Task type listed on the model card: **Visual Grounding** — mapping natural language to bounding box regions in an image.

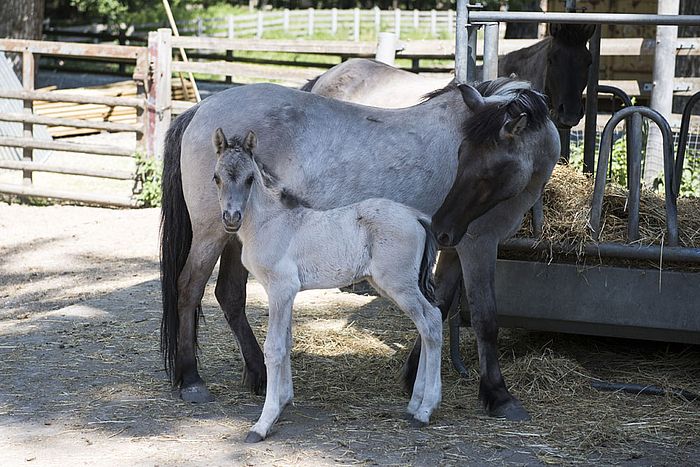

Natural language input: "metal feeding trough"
[447,4,700,375]
[493,98,700,346]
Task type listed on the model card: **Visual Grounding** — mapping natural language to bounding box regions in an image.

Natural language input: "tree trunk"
[0,0,45,40]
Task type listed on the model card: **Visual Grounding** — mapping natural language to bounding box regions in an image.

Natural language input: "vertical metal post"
[483,22,499,81]
[413,9,419,29]
[257,11,264,38]
[374,7,381,35]
[283,9,290,32]
[645,0,680,185]
[22,51,34,188]
[354,8,361,42]
[430,9,437,36]
[226,16,234,85]
[467,26,478,83]
[627,112,643,242]
[455,0,468,84]
[583,24,601,174]
[331,8,338,35]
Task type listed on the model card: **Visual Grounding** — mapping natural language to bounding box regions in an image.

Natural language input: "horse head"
[545,23,595,128]
[432,80,553,248]
[212,128,258,232]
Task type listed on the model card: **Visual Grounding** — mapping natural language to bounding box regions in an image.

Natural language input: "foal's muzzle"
[222,210,242,233]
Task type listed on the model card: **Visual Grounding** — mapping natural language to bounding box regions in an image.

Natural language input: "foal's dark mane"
[422,78,550,147]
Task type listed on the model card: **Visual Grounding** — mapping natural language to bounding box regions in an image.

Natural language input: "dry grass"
[516,164,700,269]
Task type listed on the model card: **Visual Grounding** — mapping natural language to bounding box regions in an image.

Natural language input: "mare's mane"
[422,77,550,147]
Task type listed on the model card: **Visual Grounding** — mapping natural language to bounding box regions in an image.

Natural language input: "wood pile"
[34,79,196,137]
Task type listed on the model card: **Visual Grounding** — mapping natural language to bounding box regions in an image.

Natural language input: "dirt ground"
[1,203,699,466]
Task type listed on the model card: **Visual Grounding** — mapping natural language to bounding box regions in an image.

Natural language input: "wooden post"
[257,11,264,39]
[147,29,172,160]
[645,0,680,185]
[374,7,380,35]
[308,8,315,36]
[430,10,437,36]
[394,9,401,38]
[227,15,235,38]
[21,50,34,187]
[413,9,419,29]
[354,8,361,42]
[376,32,397,66]
[283,9,290,32]
[331,8,338,35]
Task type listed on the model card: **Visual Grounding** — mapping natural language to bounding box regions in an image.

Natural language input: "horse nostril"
[222,211,230,223]
[233,211,241,222]
[437,233,451,245]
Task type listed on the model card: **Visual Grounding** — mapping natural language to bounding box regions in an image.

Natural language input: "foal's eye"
[246,175,254,186]
[213,174,220,185]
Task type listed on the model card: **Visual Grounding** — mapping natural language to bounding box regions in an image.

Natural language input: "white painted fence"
[133,8,456,41]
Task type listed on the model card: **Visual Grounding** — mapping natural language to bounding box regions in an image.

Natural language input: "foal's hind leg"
[402,249,462,393]
[216,238,266,394]
[175,231,228,403]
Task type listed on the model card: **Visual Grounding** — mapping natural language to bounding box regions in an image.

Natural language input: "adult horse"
[302,23,595,129]
[160,78,560,420]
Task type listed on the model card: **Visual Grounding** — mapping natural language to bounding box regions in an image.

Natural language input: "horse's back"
[310,58,451,108]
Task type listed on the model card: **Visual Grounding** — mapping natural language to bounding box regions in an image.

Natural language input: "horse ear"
[458,84,484,111]
[500,112,528,140]
[243,130,257,155]
[509,72,518,79]
[213,128,227,156]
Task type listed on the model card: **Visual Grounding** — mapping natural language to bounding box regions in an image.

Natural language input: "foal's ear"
[213,128,227,156]
[243,130,257,155]
[500,112,528,140]
[458,84,484,111]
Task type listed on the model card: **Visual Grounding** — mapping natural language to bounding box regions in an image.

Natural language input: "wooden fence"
[2,29,700,206]
[45,8,458,44]
[0,39,152,207]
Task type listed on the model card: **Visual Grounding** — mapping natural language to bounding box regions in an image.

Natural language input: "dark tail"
[299,75,320,92]
[417,218,437,303]
[160,105,199,383]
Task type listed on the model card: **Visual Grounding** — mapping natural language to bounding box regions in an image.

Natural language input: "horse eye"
[246,175,254,186]
[213,174,220,184]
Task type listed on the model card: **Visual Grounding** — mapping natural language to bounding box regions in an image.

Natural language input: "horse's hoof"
[409,417,429,429]
[489,399,531,421]
[245,431,265,443]
[242,364,266,395]
[179,382,215,403]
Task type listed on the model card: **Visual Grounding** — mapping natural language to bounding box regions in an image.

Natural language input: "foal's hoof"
[178,382,215,403]
[409,417,429,429]
[490,399,531,421]
[244,431,265,443]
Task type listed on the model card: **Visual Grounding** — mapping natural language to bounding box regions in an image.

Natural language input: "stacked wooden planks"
[34,79,196,137]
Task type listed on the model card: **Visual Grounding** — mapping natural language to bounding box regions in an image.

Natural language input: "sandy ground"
[1,204,699,466]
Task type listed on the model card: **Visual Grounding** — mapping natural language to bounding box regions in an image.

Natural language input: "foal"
[212,128,443,442]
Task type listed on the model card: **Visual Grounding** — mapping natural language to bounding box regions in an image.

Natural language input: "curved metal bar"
[674,91,700,195]
[589,106,678,247]
[597,85,643,241]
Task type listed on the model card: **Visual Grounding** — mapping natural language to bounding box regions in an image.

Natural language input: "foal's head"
[212,128,259,233]
[432,79,552,247]
[545,23,595,128]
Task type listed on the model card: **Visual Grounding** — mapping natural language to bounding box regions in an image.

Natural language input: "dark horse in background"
[303,23,595,130]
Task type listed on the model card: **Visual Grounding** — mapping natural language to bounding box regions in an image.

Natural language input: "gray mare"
[160,79,559,421]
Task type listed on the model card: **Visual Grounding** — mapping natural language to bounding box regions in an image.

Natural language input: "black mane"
[464,79,550,148]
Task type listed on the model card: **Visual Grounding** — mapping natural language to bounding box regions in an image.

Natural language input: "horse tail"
[417,217,437,303]
[160,104,199,382]
[299,75,320,92]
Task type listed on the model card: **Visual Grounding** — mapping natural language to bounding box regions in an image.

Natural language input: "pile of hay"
[516,164,700,265]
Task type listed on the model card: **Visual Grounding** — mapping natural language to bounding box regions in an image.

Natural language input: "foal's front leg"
[246,279,298,443]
